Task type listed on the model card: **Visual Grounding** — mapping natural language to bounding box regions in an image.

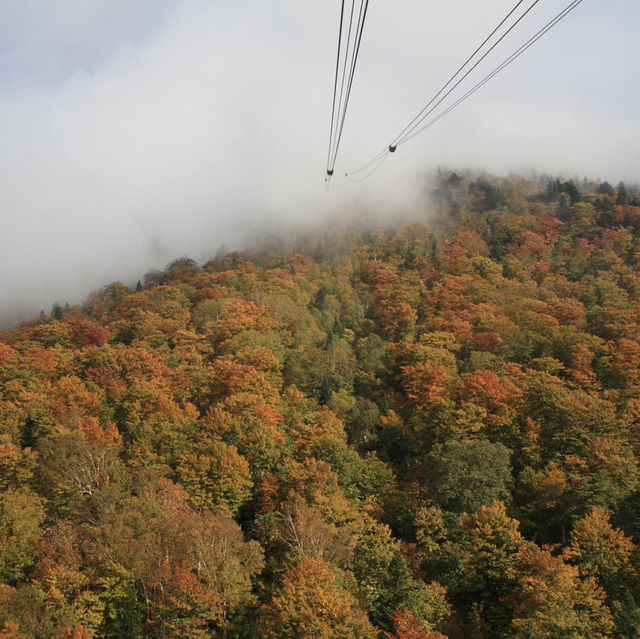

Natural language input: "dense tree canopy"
[1,172,640,637]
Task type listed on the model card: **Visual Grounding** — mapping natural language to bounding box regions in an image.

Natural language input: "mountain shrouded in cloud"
[1,0,639,325]
[1,173,640,636]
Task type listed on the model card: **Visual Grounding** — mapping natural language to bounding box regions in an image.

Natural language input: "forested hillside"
[1,173,640,638]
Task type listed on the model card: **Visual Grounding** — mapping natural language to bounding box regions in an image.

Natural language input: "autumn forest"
[2,172,640,638]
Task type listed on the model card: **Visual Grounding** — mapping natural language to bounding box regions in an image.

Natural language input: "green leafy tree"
[428,440,512,514]
[457,502,526,632]
[0,490,46,584]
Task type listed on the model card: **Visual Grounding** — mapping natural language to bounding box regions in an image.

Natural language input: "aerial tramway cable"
[329,0,371,176]
[346,0,537,176]
[391,0,541,148]
[326,0,370,180]
[390,0,531,151]
[326,0,346,178]
[330,0,359,175]
[333,0,370,165]
[347,0,543,177]
[347,0,583,176]
[398,0,586,146]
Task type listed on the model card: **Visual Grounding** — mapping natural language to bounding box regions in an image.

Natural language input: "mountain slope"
[1,173,639,638]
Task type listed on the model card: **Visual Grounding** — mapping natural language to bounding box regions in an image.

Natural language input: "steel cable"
[347,0,544,176]
[326,0,371,178]
[399,0,585,146]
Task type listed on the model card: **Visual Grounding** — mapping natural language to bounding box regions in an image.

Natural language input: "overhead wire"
[346,152,390,181]
[399,0,586,146]
[347,0,544,177]
[326,0,371,179]
[393,0,543,146]
[331,0,370,169]
[326,0,346,177]
[390,0,530,150]
[345,146,388,177]
[331,0,358,173]
[348,0,586,178]
[344,0,529,178]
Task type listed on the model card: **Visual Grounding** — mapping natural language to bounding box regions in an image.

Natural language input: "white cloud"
[0,0,639,325]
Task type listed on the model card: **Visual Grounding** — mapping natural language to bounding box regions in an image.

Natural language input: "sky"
[1,0,639,326]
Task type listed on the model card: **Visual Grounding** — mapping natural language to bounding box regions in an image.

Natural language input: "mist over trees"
[1,172,640,637]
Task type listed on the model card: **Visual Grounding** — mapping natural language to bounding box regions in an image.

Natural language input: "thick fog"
[1,0,639,327]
